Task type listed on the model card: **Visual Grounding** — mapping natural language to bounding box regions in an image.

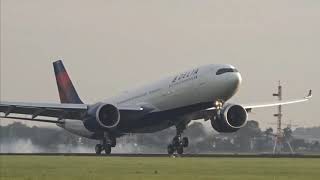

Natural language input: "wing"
[192,90,312,121]
[243,90,312,112]
[0,101,88,123]
[205,90,312,112]
[0,101,145,124]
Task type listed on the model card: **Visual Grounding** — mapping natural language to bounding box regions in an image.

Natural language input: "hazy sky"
[1,0,319,129]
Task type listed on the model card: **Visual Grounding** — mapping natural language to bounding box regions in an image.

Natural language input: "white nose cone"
[236,72,242,87]
[228,72,242,97]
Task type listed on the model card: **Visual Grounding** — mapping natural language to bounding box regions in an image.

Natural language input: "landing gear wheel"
[182,137,189,148]
[111,137,117,147]
[172,136,180,147]
[167,144,175,155]
[95,144,103,155]
[104,145,112,155]
[177,146,184,155]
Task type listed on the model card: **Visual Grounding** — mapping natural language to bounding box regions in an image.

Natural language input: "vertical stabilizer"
[53,60,83,104]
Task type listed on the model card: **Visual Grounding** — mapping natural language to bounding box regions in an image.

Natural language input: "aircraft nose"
[236,72,242,86]
[231,72,242,90]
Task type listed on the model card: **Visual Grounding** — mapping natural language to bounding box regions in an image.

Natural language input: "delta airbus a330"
[0,60,312,155]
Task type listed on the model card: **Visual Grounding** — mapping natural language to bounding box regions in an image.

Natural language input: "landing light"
[215,101,223,107]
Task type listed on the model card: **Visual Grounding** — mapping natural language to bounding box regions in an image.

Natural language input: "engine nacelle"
[86,103,120,130]
[96,104,120,129]
[211,104,248,133]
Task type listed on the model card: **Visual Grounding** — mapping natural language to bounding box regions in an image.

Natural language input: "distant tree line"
[0,121,319,153]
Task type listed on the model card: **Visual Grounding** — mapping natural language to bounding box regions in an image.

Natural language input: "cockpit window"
[216,68,238,75]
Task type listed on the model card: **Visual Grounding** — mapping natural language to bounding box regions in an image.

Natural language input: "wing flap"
[0,116,64,124]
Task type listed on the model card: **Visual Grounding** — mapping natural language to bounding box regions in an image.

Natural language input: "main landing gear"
[95,133,116,155]
[167,123,189,156]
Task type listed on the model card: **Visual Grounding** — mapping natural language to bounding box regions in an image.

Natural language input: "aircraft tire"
[182,137,189,148]
[177,146,184,155]
[111,138,117,147]
[167,144,175,155]
[104,145,112,155]
[95,144,103,155]
[172,136,180,147]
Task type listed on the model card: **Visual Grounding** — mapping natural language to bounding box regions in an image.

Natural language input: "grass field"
[0,156,319,180]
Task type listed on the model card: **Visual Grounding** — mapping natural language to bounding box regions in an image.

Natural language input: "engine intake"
[211,104,248,133]
[96,104,120,129]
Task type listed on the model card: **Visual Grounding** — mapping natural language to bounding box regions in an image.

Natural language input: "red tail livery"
[53,60,83,104]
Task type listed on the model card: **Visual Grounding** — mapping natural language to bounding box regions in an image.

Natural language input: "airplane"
[0,60,312,155]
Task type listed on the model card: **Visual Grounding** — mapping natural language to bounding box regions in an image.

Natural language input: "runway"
[1,153,320,158]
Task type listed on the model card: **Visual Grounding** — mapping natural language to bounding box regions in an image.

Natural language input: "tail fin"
[53,60,83,104]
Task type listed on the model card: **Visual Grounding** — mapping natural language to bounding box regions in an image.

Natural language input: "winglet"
[306,90,312,99]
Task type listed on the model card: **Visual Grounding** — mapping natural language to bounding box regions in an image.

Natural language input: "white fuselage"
[60,64,242,137]
[109,64,241,111]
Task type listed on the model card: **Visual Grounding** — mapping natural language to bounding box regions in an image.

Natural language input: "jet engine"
[85,103,120,130]
[211,104,248,133]
[96,104,120,129]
